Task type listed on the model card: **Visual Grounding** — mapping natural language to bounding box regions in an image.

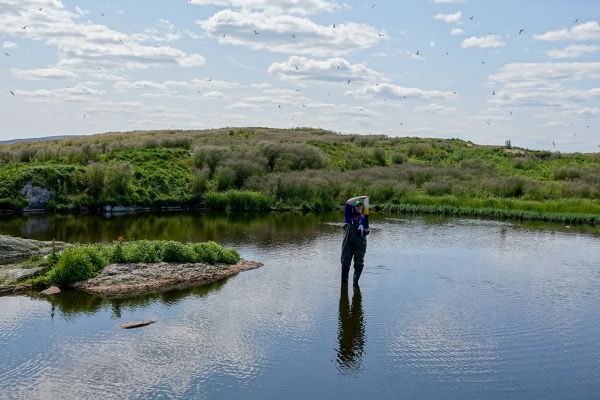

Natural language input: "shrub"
[406,143,434,159]
[105,162,132,197]
[423,180,453,196]
[554,167,583,180]
[47,247,107,286]
[215,166,237,191]
[392,152,406,165]
[372,148,387,166]
[193,146,229,177]
[160,241,197,262]
[86,162,105,198]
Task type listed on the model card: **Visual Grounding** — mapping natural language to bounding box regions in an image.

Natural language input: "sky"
[0,0,599,151]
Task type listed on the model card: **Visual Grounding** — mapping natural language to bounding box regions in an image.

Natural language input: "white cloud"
[203,90,227,98]
[14,84,104,103]
[346,82,455,101]
[490,62,600,83]
[415,103,456,113]
[197,9,384,56]
[2,41,18,49]
[0,0,205,71]
[450,28,464,36]
[487,62,600,118]
[547,44,600,59]
[461,35,505,49]
[268,56,384,83]
[114,80,169,91]
[131,19,182,43]
[534,21,600,42]
[189,0,341,15]
[433,11,462,24]
[11,67,78,80]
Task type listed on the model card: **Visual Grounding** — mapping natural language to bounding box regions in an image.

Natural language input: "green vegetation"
[33,240,240,287]
[1,127,599,223]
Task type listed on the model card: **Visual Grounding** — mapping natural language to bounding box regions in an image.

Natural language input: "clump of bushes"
[41,240,241,287]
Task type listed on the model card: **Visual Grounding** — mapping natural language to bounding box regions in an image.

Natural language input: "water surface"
[1,212,599,399]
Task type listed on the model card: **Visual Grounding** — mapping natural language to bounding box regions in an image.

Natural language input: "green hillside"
[1,127,599,223]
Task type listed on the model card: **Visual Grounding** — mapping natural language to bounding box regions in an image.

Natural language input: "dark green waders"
[341,223,367,287]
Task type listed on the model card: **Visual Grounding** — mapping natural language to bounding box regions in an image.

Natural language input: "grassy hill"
[1,127,599,223]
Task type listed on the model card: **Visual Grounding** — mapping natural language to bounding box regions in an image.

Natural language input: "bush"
[160,241,197,262]
[372,148,387,166]
[193,146,229,177]
[392,152,406,165]
[423,180,453,196]
[555,167,583,180]
[47,247,107,286]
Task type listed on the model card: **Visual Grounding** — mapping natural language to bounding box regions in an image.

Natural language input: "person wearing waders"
[341,196,369,288]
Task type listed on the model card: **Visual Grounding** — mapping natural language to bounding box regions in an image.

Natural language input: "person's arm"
[344,201,352,224]
[345,195,368,206]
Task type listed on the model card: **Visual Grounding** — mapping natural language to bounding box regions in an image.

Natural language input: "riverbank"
[1,127,598,223]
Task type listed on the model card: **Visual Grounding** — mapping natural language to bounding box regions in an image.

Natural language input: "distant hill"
[0,135,79,145]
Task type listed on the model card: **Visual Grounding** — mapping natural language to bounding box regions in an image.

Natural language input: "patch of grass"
[40,240,241,287]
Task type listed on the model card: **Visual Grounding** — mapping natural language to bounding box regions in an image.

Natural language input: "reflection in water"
[44,279,229,319]
[337,285,365,373]
[0,211,342,246]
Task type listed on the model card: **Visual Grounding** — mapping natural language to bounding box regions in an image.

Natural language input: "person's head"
[351,200,363,215]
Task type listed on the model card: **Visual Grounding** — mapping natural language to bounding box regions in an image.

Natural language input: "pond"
[1,211,599,399]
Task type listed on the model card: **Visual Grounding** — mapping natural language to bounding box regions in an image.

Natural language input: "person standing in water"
[341,196,369,288]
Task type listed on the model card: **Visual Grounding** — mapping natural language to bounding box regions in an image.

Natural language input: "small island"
[0,235,261,298]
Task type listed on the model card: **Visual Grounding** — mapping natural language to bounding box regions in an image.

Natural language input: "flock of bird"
[3,4,597,149]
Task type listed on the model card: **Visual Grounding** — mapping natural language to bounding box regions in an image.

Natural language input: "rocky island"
[0,235,261,298]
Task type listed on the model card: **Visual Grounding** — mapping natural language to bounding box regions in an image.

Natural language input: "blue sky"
[1,0,599,151]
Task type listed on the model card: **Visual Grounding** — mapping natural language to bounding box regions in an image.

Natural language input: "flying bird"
[291,34,296,38]
[469,15,474,20]
[294,64,299,70]
[492,91,496,95]
[347,79,351,84]
[378,32,384,37]
[10,90,15,96]
[371,4,376,9]
[519,29,525,35]
[21,26,28,30]
[574,18,580,23]
[416,50,420,56]
[332,24,336,28]
[221,33,226,37]
[38,7,43,11]
[253,29,260,35]
[553,141,556,147]
[3,52,9,56]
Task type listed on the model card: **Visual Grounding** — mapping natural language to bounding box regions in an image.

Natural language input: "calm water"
[1,211,600,399]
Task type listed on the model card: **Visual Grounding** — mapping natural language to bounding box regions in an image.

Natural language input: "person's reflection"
[337,285,365,372]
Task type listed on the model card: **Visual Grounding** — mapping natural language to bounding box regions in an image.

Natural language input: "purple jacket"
[344,201,369,234]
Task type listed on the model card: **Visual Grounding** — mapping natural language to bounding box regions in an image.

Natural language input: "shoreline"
[1,203,599,225]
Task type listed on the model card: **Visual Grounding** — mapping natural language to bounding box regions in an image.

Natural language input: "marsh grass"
[1,127,599,223]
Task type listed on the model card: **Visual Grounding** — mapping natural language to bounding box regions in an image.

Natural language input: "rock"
[0,267,45,284]
[0,235,69,264]
[75,259,263,298]
[20,181,55,212]
[120,320,156,329]
[40,286,61,295]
